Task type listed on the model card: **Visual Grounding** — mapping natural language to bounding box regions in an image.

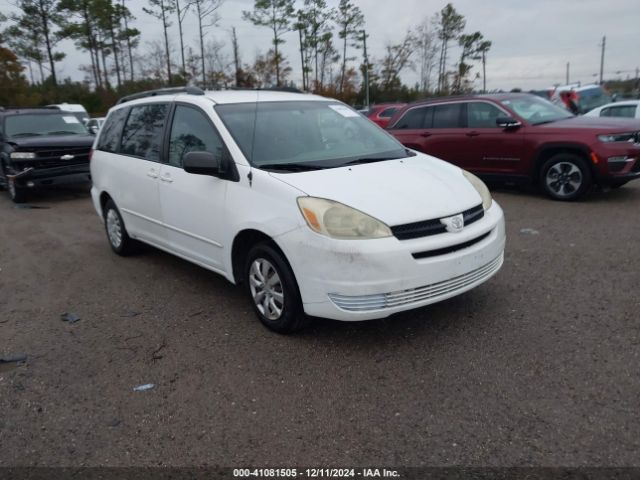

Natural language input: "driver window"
[168,105,224,168]
[467,102,503,128]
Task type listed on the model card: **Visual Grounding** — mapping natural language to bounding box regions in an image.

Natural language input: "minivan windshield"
[4,113,88,138]
[215,101,408,171]
[500,96,574,125]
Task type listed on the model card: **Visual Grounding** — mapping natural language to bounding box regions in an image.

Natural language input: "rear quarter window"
[97,108,129,153]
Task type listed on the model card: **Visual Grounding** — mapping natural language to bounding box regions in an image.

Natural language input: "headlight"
[10,152,36,159]
[462,170,492,210]
[597,132,638,143]
[297,197,392,239]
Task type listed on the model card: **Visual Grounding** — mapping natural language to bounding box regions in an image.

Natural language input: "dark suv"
[0,107,95,203]
[387,93,640,200]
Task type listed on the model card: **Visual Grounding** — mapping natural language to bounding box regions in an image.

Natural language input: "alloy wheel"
[545,162,582,198]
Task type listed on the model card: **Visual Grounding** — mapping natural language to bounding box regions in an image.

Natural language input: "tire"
[1,163,27,203]
[540,154,592,201]
[7,178,27,204]
[244,242,310,334]
[103,199,137,256]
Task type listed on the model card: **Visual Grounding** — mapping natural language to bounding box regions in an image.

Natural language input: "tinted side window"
[168,105,225,168]
[394,107,427,129]
[432,103,463,128]
[601,105,636,118]
[467,102,503,128]
[379,107,399,118]
[120,104,169,161]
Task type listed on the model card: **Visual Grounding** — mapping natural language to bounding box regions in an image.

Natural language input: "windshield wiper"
[259,163,328,172]
[10,132,43,137]
[47,130,80,135]
[342,155,405,166]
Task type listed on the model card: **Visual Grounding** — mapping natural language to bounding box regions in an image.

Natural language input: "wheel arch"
[531,143,599,184]
[231,228,290,285]
[99,191,114,218]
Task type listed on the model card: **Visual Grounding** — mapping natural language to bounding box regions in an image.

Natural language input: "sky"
[1,0,639,91]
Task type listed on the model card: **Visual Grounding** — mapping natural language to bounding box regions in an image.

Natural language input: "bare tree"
[414,17,438,94]
[174,0,190,76]
[190,0,223,87]
[143,0,175,84]
[378,32,415,91]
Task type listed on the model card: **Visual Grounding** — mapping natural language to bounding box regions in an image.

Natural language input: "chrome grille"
[328,253,503,312]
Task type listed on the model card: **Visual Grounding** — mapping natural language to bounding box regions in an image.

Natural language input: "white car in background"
[585,100,640,119]
[86,117,106,134]
[47,103,90,124]
[90,87,506,333]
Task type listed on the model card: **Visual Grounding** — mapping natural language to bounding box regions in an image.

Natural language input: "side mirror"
[183,151,223,177]
[89,125,99,134]
[496,116,522,129]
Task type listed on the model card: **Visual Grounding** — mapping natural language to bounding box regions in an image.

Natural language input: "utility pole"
[482,51,487,93]
[361,29,370,109]
[599,35,606,85]
[566,62,570,84]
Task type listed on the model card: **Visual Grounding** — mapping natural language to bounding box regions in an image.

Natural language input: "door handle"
[466,131,480,137]
[147,169,158,178]
[160,174,173,183]
[420,132,432,138]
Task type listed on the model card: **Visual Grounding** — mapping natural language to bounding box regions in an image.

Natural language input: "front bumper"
[594,144,640,185]
[277,201,506,321]
[13,163,91,187]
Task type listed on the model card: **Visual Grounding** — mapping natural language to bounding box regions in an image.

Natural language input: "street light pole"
[599,35,606,85]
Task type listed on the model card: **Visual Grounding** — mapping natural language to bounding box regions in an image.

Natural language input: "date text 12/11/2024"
[233,468,401,478]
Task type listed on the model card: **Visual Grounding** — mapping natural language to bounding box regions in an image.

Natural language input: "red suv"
[387,94,640,200]
[365,103,406,128]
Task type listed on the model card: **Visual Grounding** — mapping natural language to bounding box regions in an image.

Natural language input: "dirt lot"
[1,182,639,469]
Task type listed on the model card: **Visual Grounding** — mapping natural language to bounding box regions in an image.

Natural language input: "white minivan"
[91,87,506,333]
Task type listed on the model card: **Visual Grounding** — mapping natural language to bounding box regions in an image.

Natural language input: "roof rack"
[0,106,60,112]
[116,86,205,105]
[225,86,304,94]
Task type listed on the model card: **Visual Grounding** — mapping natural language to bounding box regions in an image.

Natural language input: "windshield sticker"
[62,116,80,124]
[329,105,360,118]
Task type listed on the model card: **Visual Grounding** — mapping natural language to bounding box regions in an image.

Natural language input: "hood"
[535,116,640,132]
[270,153,483,226]
[8,135,95,149]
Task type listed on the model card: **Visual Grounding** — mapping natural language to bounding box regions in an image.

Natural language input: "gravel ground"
[1,182,639,469]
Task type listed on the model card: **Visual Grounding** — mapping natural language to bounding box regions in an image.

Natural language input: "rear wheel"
[540,154,591,201]
[244,242,309,334]
[103,199,137,255]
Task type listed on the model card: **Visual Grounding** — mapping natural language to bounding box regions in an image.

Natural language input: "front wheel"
[540,154,592,201]
[244,242,309,334]
[1,164,27,203]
